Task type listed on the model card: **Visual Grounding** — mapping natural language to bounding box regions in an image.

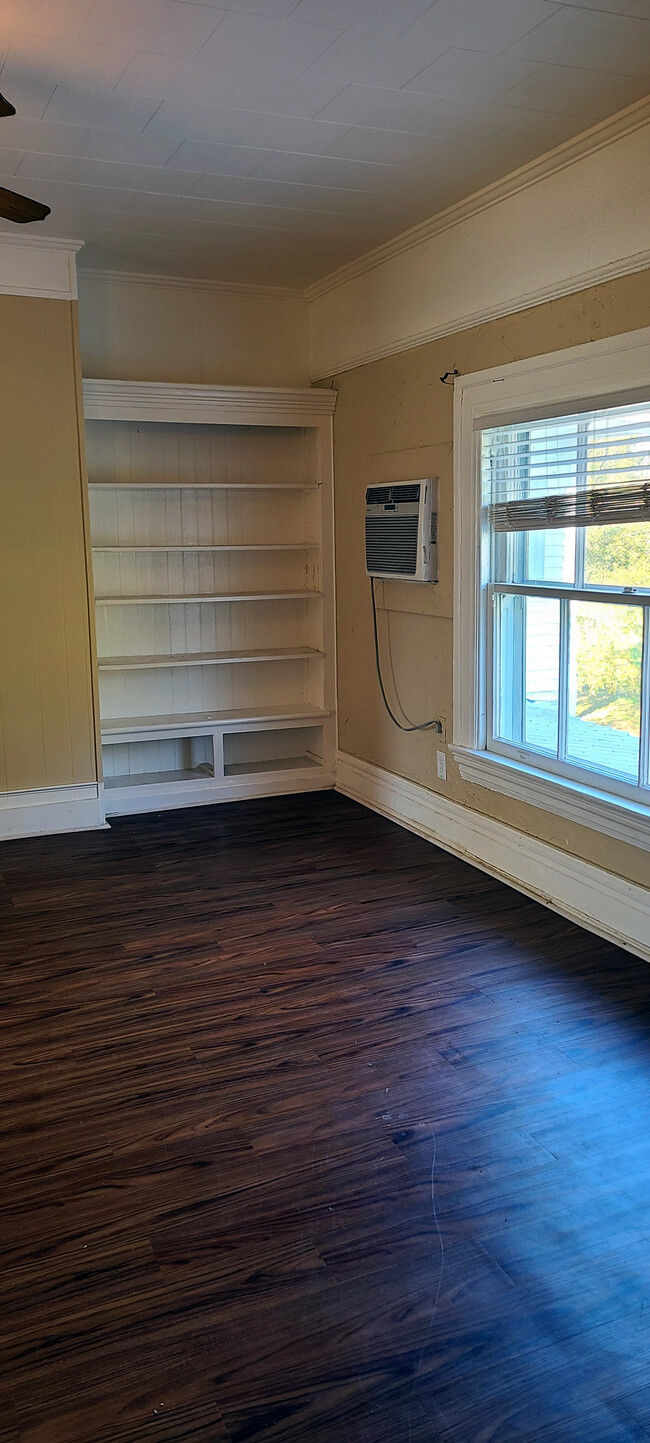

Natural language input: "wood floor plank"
[1,791,650,1440]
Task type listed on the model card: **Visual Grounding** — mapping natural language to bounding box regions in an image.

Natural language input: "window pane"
[567,602,642,781]
[584,522,650,590]
[525,527,576,585]
[494,593,559,754]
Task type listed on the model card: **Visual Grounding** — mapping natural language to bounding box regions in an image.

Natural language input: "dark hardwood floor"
[2,791,650,1441]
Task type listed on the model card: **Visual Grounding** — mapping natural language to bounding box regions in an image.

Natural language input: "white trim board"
[0,783,106,841]
[309,249,650,379]
[451,746,650,856]
[104,768,335,816]
[0,234,83,300]
[83,378,336,425]
[336,752,650,966]
[307,105,650,380]
[307,97,650,305]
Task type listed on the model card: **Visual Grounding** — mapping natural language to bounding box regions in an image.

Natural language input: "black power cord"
[370,577,442,733]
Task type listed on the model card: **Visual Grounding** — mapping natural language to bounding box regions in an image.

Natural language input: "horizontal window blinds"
[483,399,650,533]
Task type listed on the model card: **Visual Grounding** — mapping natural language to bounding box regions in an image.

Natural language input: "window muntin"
[482,401,650,801]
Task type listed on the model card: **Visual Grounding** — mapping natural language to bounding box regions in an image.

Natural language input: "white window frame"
[451,325,650,854]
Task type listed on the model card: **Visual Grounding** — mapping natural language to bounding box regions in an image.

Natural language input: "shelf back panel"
[92,548,320,601]
[85,419,312,489]
[89,485,319,549]
[95,597,321,661]
[98,656,322,723]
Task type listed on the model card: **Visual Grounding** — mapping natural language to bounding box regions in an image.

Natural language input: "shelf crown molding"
[0,233,83,300]
[82,378,336,426]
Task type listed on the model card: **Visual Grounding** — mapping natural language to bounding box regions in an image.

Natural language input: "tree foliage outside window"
[576,442,650,732]
[573,597,643,734]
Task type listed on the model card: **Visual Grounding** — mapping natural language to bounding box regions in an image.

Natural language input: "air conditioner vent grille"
[365,516,419,575]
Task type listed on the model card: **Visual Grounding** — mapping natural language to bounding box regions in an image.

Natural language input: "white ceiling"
[0,0,648,288]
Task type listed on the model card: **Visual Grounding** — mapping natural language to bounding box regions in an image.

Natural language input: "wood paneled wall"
[0,294,98,793]
[327,267,650,890]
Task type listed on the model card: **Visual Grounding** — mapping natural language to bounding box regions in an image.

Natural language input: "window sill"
[449,745,650,855]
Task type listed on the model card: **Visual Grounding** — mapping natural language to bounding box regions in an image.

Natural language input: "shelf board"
[98,647,323,671]
[92,543,319,552]
[224,755,322,778]
[88,481,318,490]
[101,704,329,738]
[95,590,321,605]
[105,767,214,790]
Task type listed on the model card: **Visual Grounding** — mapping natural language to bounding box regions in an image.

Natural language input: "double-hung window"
[453,329,650,849]
[485,400,650,798]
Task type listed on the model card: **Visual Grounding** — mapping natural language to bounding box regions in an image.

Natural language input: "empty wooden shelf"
[97,647,324,671]
[95,590,322,604]
[92,543,320,552]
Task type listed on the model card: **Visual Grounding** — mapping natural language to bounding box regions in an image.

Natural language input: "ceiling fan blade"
[0,96,51,223]
[0,187,50,223]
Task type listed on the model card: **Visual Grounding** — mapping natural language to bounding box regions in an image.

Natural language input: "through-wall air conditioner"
[365,478,438,583]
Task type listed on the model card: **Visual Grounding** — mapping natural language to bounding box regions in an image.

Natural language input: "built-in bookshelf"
[83,381,337,817]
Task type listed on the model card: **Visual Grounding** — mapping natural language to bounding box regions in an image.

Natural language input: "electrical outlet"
[436,750,447,781]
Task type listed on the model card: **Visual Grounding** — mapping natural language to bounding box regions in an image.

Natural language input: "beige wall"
[0,293,97,793]
[328,266,650,889]
[78,272,310,386]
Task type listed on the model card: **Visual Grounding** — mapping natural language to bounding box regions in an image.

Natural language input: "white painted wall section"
[78,270,311,386]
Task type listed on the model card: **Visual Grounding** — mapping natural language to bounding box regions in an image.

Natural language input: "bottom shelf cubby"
[100,715,334,816]
[102,734,215,791]
[223,725,324,778]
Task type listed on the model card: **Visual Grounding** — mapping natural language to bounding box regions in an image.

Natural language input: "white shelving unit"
[83,381,337,817]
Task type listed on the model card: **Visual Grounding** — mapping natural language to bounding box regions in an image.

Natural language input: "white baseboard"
[104,769,335,817]
[336,752,650,965]
[0,783,107,840]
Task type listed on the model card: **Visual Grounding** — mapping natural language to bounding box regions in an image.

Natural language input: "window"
[484,401,650,801]
[452,328,650,851]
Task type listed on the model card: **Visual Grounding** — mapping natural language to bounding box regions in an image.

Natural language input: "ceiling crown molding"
[79,266,305,302]
[305,95,650,304]
[0,233,83,300]
[308,247,650,379]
